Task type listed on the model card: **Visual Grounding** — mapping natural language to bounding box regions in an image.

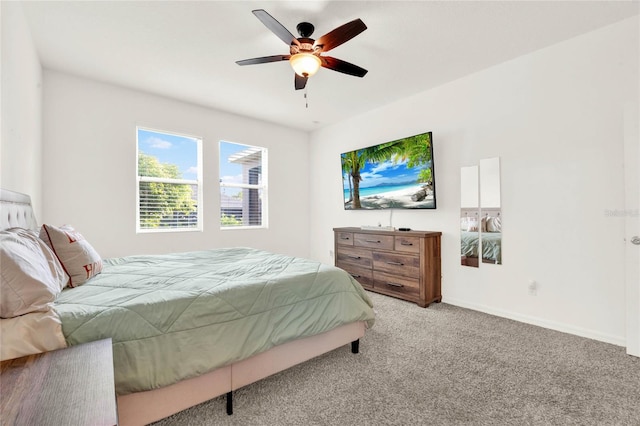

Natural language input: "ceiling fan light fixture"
[290,53,321,77]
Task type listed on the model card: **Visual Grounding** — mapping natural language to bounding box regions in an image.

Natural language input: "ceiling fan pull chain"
[305,87,309,109]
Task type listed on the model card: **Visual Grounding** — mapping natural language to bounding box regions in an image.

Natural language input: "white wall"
[42,71,310,259]
[1,2,43,218]
[309,17,639,346]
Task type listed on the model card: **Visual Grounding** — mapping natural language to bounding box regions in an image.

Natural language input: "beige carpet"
[153,291,640,425]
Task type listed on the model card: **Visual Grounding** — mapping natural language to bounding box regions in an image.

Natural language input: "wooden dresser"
[0,338,118,426]
[334,227,442,307]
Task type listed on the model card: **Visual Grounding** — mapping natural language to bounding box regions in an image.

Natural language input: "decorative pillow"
[466,216,478,232]
[487,216,502,232]
[39,224,103,287]
[460,217,468,231]
[0,228,68,318]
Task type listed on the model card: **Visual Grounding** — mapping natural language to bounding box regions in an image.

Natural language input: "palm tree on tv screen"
[343,133,432,209]
[395,133,433,184]
[341,154,355,203]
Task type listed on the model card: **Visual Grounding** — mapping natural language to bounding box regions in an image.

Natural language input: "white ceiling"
[21,1,639,132]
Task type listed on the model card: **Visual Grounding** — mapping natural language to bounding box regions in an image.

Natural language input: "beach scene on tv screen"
[341,132,435,209]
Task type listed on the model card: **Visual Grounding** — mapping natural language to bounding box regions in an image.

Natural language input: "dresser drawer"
[373,271,419,298]
[373,251,420,277]
[336,246,373,268]
[354,233,394,250]
[336,232,354,246]
[337,262,373,289]
[395,236,420,253]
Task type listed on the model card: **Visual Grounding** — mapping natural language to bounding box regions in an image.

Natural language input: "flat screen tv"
[341,131,435,210]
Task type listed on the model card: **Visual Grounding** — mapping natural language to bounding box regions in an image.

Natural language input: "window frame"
[219,140,268,230]
[136,126,203,233]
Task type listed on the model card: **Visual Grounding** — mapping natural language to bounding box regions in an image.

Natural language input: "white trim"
[136,125,203,143]
[220,183,262,189]
[444,297,626,347]
[623,101,639,357]
[136,227,202,234]
[138,176,197,185]
[220,225,268,231]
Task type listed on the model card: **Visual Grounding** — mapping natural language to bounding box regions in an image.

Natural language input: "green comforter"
[54,247,375,395]
[461,231,502,263]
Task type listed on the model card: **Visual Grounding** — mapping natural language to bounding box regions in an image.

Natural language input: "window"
[136,127,202,232]
[219,141,268,228]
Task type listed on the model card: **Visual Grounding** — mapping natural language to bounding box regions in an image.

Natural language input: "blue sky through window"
[137,128,199,180]
[220,141,244,186]
[220,141,258,198]
[137,130,260,194]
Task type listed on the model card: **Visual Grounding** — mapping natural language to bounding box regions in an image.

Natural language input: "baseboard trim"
[443,297,626,347]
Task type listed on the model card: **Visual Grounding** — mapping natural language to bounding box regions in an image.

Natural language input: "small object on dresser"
[360,225,395,231]
[398,228,411,231]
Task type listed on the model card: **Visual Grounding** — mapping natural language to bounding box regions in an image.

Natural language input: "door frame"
[624,102,639,357]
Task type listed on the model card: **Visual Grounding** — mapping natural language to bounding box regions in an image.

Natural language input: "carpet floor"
[153,291,639,425]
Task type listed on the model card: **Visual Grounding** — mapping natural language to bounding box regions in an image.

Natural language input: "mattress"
[53,247,375,395]
[461,231,502,263]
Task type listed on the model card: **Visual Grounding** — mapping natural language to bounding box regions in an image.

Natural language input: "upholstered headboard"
[0,188,38,231]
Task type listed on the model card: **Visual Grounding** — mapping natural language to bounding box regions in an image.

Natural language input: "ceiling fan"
[236,9,368,90]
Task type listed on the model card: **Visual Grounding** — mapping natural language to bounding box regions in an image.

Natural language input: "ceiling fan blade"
[236,55,290,66]
[252,9,300,47]
[294,73,308,90]
[321,56,368,77]
[314,19,367,52]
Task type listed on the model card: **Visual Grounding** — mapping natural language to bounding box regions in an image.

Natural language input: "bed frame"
[0,188,366,425]
[118,323,363,424]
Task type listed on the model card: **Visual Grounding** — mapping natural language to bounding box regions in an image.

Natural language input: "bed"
[0,188,375,425]
[460,231,502,265]
[479,232,502,264]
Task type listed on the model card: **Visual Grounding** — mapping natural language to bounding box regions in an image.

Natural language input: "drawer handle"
[340,237,350,240]
[365,239,381,243]
[351,274,361,278]
[386,261,404,266]
[400,242,413,246]
[348,255,361,260]
[386,282,404,288]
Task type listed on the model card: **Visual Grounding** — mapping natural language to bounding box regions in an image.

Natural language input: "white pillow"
[0,228,68,318]
[1,310,67,361]
[39,224,103,287]
[487,216,502,232]
[466,216,478,232]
